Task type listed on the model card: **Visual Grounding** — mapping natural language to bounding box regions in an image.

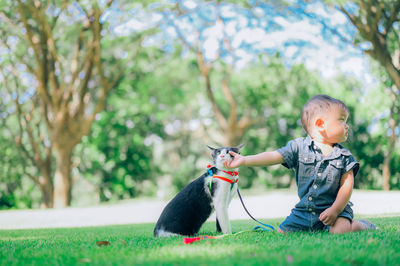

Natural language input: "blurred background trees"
[319,0,400,190]
[0,0,398,209]
[337,0,400,191]
[0,0,127,208]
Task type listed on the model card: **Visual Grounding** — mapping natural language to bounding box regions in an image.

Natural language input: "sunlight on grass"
[0,217,399,265]
[0,236,46,241]
[154,240,257,260]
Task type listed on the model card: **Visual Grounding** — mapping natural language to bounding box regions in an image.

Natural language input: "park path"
[0,190,399,230]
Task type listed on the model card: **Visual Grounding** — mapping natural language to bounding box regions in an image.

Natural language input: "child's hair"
[301,94,349,134]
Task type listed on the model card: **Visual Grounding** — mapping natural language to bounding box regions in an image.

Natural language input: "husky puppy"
[154,144,244,237]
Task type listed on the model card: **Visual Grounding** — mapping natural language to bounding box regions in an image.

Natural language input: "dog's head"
[207,144,244,170]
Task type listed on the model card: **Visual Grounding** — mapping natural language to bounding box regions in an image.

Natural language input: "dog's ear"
[207,145,216,153]
[235,144,245,151]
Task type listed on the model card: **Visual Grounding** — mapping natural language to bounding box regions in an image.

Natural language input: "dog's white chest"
[206,171,239,234]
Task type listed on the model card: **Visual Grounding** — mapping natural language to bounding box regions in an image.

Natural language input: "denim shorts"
[279,206,353,232]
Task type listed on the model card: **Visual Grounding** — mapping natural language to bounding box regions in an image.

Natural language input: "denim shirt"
[277,135,359,212]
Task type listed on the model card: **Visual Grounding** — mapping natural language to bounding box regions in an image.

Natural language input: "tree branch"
[385,1,400,34]
[197,52,228,130]
[0,67,44,174]
[16,0,53,109]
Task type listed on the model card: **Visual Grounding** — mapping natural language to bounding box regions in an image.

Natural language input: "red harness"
[221,170,239,177]
[212,175,238,184]
[207,165,238,184]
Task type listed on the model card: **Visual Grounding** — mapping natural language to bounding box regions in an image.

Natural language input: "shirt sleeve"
[343,155,359,178]
[276,139,299,169]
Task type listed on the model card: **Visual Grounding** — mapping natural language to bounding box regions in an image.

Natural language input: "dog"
[153,145,244,237]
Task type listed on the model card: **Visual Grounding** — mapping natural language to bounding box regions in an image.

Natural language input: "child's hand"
[319,207,339,226]
[224,151,246,169]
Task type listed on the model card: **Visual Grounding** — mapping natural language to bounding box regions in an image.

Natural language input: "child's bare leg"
[277,227,285,234]
[350,220,367,232]
[329,217,352,234]
[330,218,376,234]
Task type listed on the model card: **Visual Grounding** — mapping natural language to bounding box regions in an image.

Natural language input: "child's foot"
[359,219,379,230]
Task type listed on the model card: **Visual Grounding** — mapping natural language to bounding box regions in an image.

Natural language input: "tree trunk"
[197,53,257,147]
[382,152,392,191]
[38,167,54,208]
[53,148,73,208]
[224,129,240,147]
[382,88,399,190]
[382,116,396,191]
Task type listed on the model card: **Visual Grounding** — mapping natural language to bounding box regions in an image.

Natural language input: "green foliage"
[0,217,398,265]
[0,104,41,209]
[1,0,400,209]
[2,43,399,208]
[76,48,168,201]
[0,131,37,209]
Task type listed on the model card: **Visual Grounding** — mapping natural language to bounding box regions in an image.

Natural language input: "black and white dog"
[154,145,244,237]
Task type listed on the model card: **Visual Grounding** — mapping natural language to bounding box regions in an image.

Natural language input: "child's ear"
[315,118,324,129]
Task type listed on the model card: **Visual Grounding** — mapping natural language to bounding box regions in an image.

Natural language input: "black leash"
[237,189,275,231]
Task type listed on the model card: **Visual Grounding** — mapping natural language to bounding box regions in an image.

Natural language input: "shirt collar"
[305,135,351,158]
[305,135,313,146]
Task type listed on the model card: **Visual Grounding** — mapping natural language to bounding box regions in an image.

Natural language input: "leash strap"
[207,165,274,231]
[237,188,275,231]
[183,229,263,244]
[208,169,214,192]
[183,188,275,244]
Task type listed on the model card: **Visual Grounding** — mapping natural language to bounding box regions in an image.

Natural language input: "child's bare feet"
[359,219,379,230]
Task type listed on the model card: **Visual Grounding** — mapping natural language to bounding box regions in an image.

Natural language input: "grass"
[0,217,399,265]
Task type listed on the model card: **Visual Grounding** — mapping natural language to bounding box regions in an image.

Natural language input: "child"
[225,94,377,233]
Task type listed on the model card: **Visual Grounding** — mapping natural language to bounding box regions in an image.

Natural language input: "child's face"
[322,107,349,144]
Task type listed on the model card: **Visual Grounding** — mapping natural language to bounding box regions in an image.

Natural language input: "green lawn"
[0,217,399,265]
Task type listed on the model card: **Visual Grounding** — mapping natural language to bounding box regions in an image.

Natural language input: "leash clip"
[207,165,213,176]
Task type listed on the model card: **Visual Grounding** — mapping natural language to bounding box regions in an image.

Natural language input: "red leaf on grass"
[96,241,110,246]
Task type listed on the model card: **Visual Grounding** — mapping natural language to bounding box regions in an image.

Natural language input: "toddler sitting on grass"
[225,95,377,233]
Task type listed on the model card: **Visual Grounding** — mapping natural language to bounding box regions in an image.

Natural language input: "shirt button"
[317,173,322,177]
[313,185,317,189]
[308,197,312,201]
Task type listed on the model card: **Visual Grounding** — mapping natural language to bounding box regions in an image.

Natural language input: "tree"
[77,47,169,202]
[159,1,295,146]
[333,0,400,190]
[0,116,39,209]
[303,0,399,190]
[0,0,124,207]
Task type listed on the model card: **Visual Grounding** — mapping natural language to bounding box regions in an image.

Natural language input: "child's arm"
[224,151,284,168]
[319,169,354,226]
